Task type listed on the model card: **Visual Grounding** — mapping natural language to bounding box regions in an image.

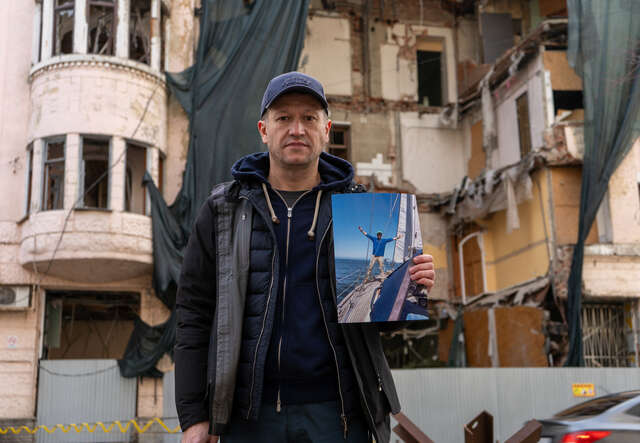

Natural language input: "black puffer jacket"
[175,152,401,442]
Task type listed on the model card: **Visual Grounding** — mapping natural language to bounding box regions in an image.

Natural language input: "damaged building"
[0,0,639,440]
[426,14,640,370]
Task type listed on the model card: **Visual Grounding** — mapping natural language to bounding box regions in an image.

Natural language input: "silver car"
[539,390,640,442]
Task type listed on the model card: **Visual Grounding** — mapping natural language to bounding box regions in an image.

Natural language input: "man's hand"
[394,233,403,240]
[182,422,218,443]
[358,226,366,234]
[409,254,435,290]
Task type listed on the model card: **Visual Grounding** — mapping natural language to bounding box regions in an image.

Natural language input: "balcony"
[28,55,167,152]
[19,210,152,283]
[20,131,162,284]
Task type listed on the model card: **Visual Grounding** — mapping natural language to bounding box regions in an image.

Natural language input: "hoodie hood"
[231,151,354,191]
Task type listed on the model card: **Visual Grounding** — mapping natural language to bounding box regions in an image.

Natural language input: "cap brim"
[262,86,328,116]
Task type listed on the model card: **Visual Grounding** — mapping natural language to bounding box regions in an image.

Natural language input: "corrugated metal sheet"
[162,370,182,443]
[391,368,640,443]
[36,359,137,443]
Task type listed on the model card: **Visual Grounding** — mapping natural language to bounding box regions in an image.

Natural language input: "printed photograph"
[332,193,429,324]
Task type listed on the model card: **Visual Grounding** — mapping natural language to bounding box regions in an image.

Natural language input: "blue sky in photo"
[332,193,401,260]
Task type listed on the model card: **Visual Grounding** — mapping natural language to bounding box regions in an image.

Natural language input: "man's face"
[258,92,331,169]
[377,233,382,239]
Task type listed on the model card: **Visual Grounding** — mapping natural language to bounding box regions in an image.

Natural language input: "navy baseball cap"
[260,72,328,117]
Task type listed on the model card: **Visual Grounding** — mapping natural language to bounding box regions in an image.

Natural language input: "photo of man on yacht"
[332,192,430,324]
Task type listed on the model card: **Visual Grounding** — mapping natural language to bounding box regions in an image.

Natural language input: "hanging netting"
[564,0,640,366]
[118,0,310,377]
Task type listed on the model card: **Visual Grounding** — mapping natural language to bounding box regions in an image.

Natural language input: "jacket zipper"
[317,220,349,438]
[327,225,377,435]
[244,195,277,420]
[272,189,311,413]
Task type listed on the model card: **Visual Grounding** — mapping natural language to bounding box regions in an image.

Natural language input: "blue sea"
[335,257,399,303]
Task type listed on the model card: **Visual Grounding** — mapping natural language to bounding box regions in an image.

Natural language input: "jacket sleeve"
[175,199,217,431]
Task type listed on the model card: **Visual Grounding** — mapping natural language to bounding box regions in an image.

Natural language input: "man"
[358,227,401,281]
[176,72,435,443]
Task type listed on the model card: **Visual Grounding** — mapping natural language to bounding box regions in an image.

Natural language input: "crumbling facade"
[1,0,639,439]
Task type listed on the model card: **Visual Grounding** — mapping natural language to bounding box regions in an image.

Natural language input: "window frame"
[416,37,447,108]
[328,124,351,162]
[52,0,75,56]
[124,141,148,215]
[42,137,66,211]
[79,135,112,210]
[516,91,532,158]
[129,0,152,65]
[24,143,34,217]
[87,0,117,56]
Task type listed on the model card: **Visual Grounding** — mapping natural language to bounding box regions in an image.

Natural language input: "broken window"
[53,0,74,56]
[42,139,65,211]
[129,0,151,64]
[553,90,584,114]
[516,92,532,158]
[125,143,147,214]
[81,138,110,209]
[582,302,628,367]
[88,0,116,56]
[36,3,43,62]
[25,144,33,216]
[328,125,350,161]
[43,291,139,359]
[417,40,444,107]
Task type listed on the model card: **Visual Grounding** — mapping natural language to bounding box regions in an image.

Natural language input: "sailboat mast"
[393,194,407,263]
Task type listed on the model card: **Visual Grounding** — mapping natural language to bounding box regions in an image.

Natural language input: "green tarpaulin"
[565,0,640,366]
[118,0,310,377]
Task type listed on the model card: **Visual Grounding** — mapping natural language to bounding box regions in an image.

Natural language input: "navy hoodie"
[231,152,359,410]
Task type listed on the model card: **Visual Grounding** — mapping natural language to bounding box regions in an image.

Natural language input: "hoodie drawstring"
[261,183,322,240]
[261,183,280,224]
[307,190,323,240]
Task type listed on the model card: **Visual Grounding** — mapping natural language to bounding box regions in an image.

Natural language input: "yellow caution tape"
[0,417,181,435]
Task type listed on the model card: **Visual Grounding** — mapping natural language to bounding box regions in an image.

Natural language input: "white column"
[65,133,81,210]
[146,147,159,215]
[31,139,45,213]
[32,2,43,64]
[150,0,161,71]
[163,16,170,71]
[111,137,127,211]
[41,0,53,59]
[73,0,88,54]
[116,0,130,58]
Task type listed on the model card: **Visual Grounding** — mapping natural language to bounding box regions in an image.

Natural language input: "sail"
[393,194,407,263]
[393,194,422,263]
[410,194,423,255]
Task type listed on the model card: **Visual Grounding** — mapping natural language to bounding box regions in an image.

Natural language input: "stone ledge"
[30,54,166,85]
[584,243,640,257]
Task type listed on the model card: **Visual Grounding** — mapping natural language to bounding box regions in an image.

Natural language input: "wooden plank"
[464,411,493,443]
[505,420,542,443]
[393,412,434,443]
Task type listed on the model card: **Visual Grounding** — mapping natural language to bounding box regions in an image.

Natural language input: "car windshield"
[555,392,640,418]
